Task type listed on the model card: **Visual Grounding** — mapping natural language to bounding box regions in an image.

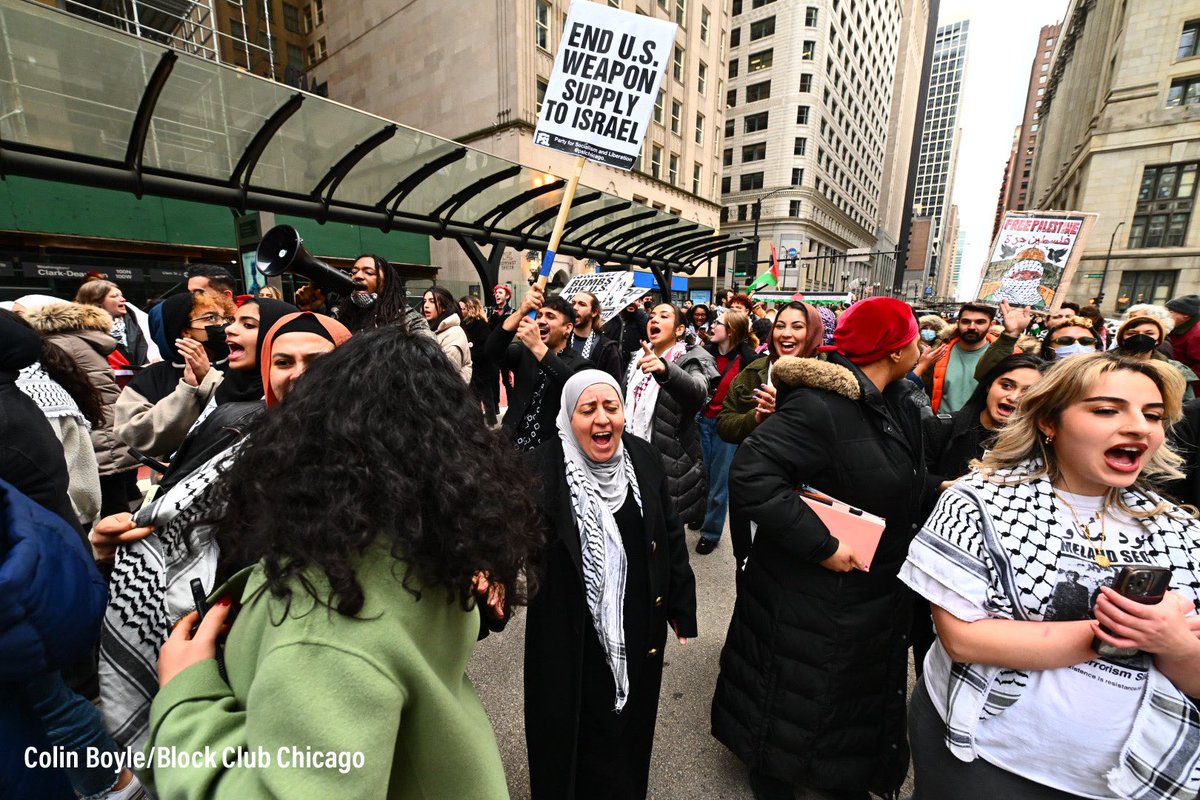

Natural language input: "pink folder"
[798,487,886,571]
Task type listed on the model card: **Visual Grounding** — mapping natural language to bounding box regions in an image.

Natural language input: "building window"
[738,204,748,221]
[748,48,773,72]
[729,59,739,78]
[609,0,620,6]
[654,91,664,123]
[742,142,766,162]
[730,27,741,47]
[671,100,682,133]
[651,146,663,179]
[698,61,708,94]
[801,40,816,60]
[302,4,313,32]
[286,42,303,69]
[313,0,323,23]
[536,78,548,114]
[731,0,742,13]
[535,1,551,50]
[805,6,818,26]
[1167,76,1200,107]
[799,73,812,92]
[751,0,775,6]
[789,200,802,216]
[745,80,770,102]
[749,16,775,40]
[1129,162,1198,248]
[1116,270,1179,312]
[723,148,733,166]
[282,2,302,33]
[796,105,810,124]
[675,0,685,24]
[744,111,768,133]
[693,162,703,194]
[695,112,705,144]
[721,176,732,193]
[700,6,711,41]
[794,136,807,155]
[1178,20,1200,59]
[724,117,735,136]
[669,153,679,184]
[791,167,803,186]
[740,172,765,190]
[673,45,685,81]
[726,88,737,107]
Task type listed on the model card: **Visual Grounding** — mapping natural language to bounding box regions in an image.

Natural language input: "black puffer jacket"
[711,353,926,796]
[631,345,718,527]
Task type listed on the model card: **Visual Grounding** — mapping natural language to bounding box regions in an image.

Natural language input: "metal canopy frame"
[0,0,747,299]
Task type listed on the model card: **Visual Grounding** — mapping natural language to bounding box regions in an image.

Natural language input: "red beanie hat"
[820,297,918,365]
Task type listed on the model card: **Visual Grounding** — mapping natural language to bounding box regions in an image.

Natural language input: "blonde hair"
[720,309,756,348]
[256,285,281,299]
[459,295,487,323]
[975,352,1187,517]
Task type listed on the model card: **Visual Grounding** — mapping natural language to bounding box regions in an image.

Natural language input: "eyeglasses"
[190,313,234,327]
[1051,335,1098,347]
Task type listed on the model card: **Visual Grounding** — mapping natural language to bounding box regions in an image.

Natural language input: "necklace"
[1054,489,1111,568]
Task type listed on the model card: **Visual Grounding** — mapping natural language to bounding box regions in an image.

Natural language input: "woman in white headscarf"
[523,369,698,800]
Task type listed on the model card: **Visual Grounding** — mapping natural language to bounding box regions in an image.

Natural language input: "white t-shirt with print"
[919,489,1169,799]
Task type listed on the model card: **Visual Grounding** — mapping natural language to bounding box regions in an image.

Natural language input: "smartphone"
[190,578,209,625]
[1093,565,1172,658]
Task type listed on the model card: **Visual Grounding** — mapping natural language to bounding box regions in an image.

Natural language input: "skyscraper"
[905,18,968,296]
[718,0,928,294]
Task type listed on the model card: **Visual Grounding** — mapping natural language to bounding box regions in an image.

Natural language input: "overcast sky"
[937,0,1070,299]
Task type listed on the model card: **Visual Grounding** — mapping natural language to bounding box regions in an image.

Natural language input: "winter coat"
[0,479,107,800]
[712,353,926,795]
[570,330,624,384]
[27,302,136,477]
[485,324,589,442]
[523,436,698,798]
[704,340,760,417]
[462,317,499,389]
[602,308,651,375]
[716,355,771,444]
[922,333,998,413]
[1169,317,1200,389]
[633,344,718,527]
[433,312,472,383]
[922,403,990,492]
[114,365,224,459]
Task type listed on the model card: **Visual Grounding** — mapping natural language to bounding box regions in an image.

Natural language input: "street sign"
[846,247,871,264]
[786,247,797,259]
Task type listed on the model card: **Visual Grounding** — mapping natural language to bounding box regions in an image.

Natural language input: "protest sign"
[975,210,1098,310]
[534,2,676,170]
[560,271,635,314]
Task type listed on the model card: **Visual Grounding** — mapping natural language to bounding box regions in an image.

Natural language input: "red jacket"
[1169,321,1200,390]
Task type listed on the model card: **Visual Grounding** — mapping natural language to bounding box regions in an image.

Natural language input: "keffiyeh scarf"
[16,363,89,428]
[623,341,685,441]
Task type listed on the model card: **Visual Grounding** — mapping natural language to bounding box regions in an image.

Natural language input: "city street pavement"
[467,521,918,799]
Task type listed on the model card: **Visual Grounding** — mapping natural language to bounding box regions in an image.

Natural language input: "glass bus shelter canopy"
[0,0,745,274]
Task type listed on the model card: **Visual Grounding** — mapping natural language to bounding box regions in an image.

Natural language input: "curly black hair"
[334,254,410,333]
[205,326,543,616]
[0,308,104,426]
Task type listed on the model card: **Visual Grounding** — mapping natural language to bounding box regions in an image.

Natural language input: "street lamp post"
[751,186,789,266]
[1096,220,1125,309]
[840,272,850,293]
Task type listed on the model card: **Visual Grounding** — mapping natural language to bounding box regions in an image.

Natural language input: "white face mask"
[1054,343,1096,359]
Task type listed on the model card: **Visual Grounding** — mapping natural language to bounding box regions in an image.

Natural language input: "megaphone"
[256,225,356,295]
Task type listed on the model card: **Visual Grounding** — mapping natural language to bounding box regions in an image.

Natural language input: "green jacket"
[717,355,771,444]
[142,540,508,799]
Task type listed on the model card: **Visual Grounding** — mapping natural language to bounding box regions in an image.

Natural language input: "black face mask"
[1121,333,1158,354]
[202,324,230,362]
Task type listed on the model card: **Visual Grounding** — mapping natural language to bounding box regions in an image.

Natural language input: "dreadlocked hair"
[204,326,543,617]
[335,254,411,332]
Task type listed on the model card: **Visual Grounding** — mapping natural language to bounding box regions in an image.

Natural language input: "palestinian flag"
[747,243,780,294]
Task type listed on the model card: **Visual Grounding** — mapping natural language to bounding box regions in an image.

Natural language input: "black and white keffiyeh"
[901,462,1200,800]
[16,363,89,428]
[98,442,238,749]
[557,369,642,712]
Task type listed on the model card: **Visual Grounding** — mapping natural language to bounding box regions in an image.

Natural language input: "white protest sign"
[560,271,635,314]
[533,2,677,170]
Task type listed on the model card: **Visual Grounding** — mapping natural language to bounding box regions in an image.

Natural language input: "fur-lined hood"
[26,302,113,335]
[771,355,861,400]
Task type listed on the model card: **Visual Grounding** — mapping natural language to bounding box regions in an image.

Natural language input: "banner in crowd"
[560,271,635,314]
[974,210,1098,310]
[533,2,676,169]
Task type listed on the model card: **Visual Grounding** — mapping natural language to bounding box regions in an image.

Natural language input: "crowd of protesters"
[2,260,1200,800]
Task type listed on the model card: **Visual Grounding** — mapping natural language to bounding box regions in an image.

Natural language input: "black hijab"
[127,293,193,403]
[214,299,298,405]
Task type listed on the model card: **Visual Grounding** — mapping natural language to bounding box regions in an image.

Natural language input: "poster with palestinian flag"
[975,210,1097,310]
[747,243,780,294]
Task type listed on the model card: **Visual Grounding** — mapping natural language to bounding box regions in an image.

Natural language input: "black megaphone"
[256,225,356,295]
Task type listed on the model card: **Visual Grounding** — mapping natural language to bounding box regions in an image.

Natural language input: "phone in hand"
[1092,565,1172,658]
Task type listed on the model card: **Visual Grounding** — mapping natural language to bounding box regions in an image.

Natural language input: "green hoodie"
[142,540,508,799]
